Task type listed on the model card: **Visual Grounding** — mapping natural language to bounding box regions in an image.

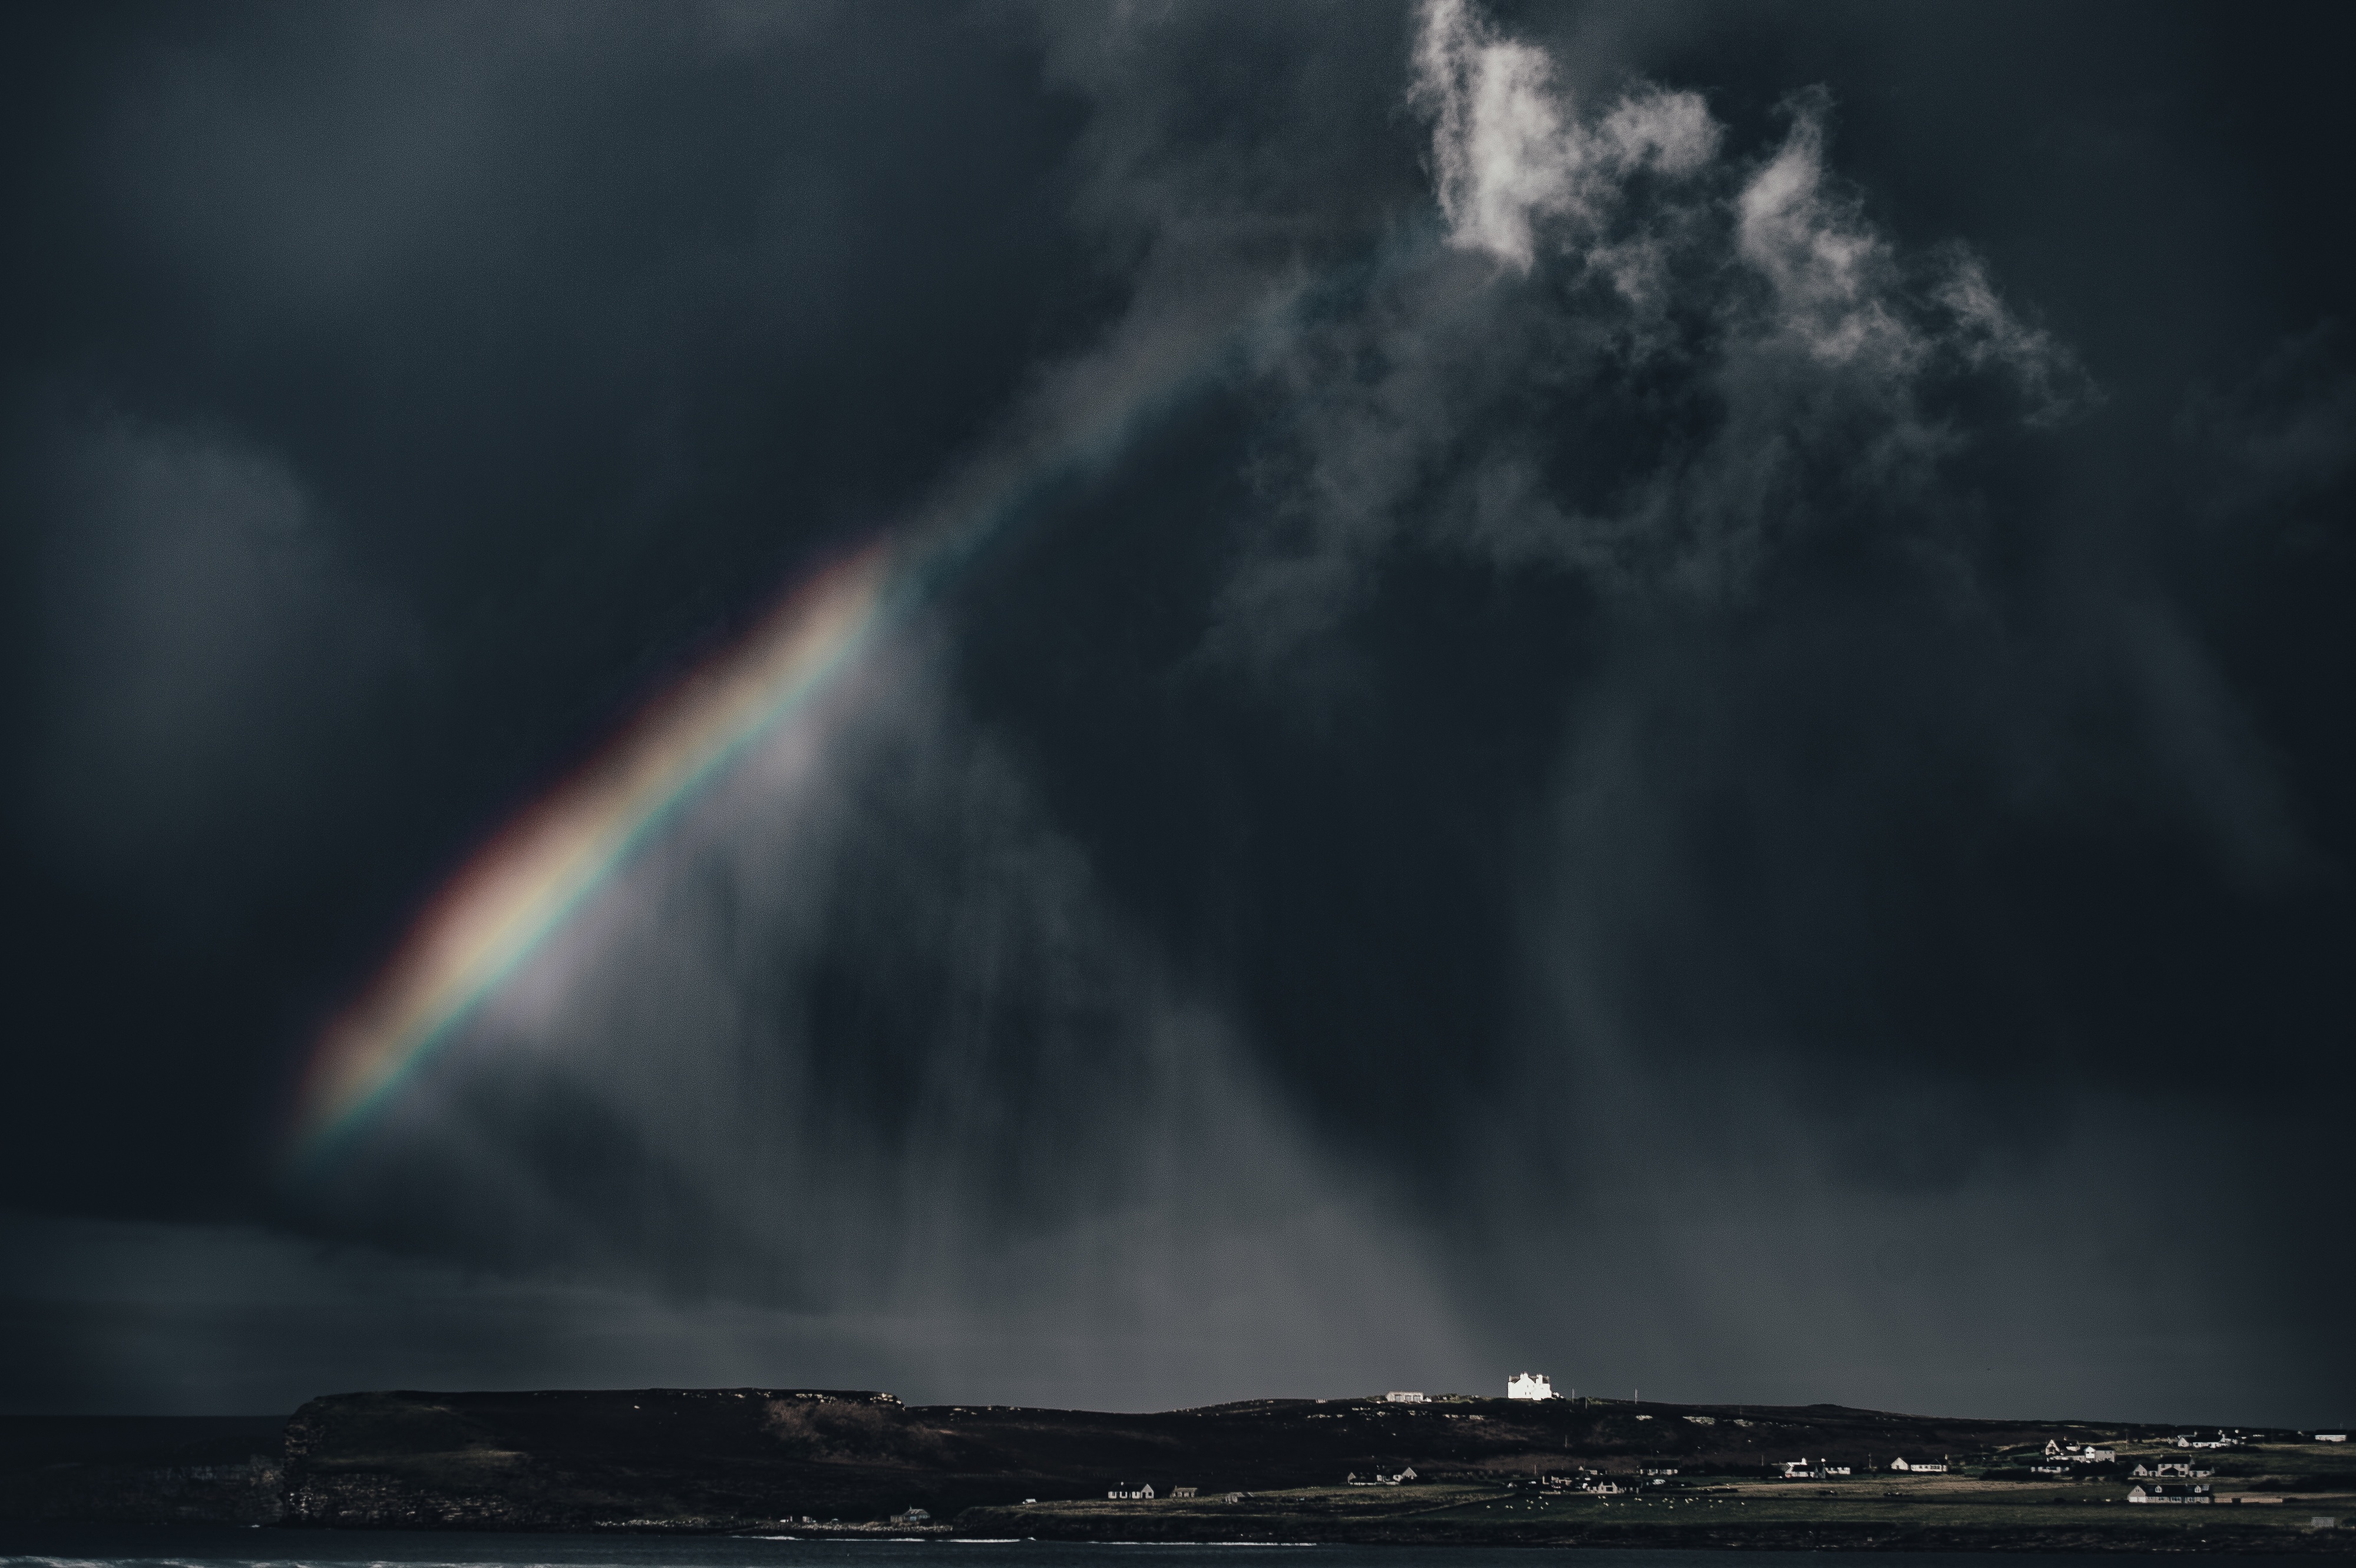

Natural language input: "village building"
[2177,1431,2242,1450]
[2129,1484,2213,1504]
[1105,1483,1156,1501]
[1507,1372,1557,1400]
[1889,1458,1948,1473]
[2132,1460,2210,1479]
[2319,1433,2348,1444]
[1384,1391,1428,1404]
[1347,1467,1419,1487]
[2043,1440,2117,1463]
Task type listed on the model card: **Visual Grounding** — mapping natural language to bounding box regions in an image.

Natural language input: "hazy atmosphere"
[2,1,2348,1430]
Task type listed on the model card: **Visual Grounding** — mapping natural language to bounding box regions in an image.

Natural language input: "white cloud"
[1734,97,1917,372]
[1412,0,1716,274]
[1187,1,2096,650]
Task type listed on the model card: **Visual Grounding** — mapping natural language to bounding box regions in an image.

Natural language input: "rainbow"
[281,272,1354,1166]
[285,539,900,1162]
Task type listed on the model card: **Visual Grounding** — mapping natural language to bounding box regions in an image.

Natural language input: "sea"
[0,1526,2325,1568]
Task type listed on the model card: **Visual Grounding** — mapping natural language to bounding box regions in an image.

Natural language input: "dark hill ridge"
[278,1386,2213,1530]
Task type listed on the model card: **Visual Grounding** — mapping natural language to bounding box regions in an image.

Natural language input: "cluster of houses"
[1031,1411,2341,1523]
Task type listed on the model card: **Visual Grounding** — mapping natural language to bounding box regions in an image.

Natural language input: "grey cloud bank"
[1,0,2348,1427]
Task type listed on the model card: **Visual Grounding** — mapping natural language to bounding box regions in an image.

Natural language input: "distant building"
[1347,1467,1419,1487]
[1385,1391,1428,1404]
[1106,1484,1156,1501]
[1508,1372,1557,1400]
[891,1509,931,1524]
[1172,1487,1198,1499]
[2319,1434,2348,1444]
[2129,1484,2212,1505]
[1889,1458,1947,1474]
[2043,1440,2116,1463]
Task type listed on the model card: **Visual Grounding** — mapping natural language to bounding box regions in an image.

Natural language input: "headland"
[4,1390,2350,1552]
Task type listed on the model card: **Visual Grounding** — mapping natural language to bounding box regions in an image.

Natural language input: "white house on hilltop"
[1385,1391,1428,1404]
[1507,1372,1557,1400]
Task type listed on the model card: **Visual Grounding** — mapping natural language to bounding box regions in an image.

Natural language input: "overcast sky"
[2,0,2349,1427]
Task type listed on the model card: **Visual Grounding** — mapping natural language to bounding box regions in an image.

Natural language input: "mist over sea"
[0,1525,2310,1568]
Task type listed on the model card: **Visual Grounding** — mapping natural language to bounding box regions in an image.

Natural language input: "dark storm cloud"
[2,0,2349,1425]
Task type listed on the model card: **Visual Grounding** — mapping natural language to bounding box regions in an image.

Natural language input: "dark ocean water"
[0,1526,2327,1568]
